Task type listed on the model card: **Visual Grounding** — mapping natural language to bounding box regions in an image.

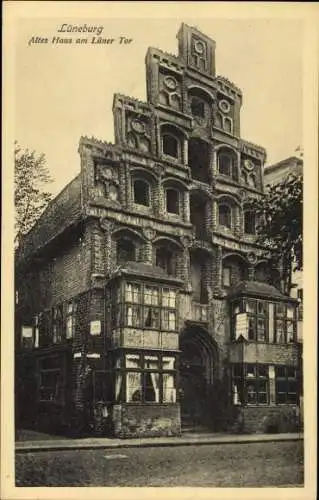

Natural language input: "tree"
[14,142,53,244]
[248,172,302,295]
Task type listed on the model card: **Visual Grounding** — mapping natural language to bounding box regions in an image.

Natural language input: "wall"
[230,405,301,434]
[112,403,181,438]
[17,225,92,320]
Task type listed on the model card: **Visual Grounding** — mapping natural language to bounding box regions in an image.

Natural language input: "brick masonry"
[112,404,181,438]
[230,405,301,434]
[15,23,302,438]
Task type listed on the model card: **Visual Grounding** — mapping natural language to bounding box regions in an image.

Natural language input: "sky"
[15,16,303,196]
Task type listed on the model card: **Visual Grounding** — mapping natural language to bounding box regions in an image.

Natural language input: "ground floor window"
[232,363,269,405]
[275,366,298,404]
[114,352,177,404]
[37,355,64,403]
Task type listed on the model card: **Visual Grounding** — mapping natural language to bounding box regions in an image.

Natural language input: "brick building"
[15,24,302,438]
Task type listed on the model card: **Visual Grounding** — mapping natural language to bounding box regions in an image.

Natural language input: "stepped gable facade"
[16,24,301,437]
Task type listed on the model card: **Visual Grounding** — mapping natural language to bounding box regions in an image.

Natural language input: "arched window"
[219,204,232,229]
[247,174,257,189]
[190,191,209,240]
[191,97,205,118]
[244,210,256,234]
[156,247,175,275]
[133,179,150,206]
[218,153,233,177]
[162,134,178,158]
[190,249,209,304]
[188,138,210,184]
[222,266,231,287]
[224,117,233,134]
[166,188,180,214]
[222,256,249,287]
[117,239,136,264]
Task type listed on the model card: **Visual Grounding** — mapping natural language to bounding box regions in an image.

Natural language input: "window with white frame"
[274,303,296,344]
[52,304,63,344]
[232,298,268,342]
[231,298,296,344]
[246,299,268,342]
[21,325,33,349]
[66,301,77,339]
[34,314,40,348]
[232,363,269,405]
[115,352,177,404]
[117,283,177,331]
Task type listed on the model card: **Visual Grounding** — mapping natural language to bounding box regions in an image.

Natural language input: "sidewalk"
[15,431,303,453]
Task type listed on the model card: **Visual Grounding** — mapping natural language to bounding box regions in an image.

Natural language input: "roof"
[227,280,294,302]
[264,156,303,174]
[17,174,82,261]
[110,261,184,286]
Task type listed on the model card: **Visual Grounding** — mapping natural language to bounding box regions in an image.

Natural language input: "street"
[15,440,303,487]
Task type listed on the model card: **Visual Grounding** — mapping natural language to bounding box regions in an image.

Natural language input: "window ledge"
[133,203,152,212]
[162,154,182,165]
[165,211,181,219]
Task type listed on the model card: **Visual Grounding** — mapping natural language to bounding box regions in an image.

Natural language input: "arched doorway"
[179,326,218,430]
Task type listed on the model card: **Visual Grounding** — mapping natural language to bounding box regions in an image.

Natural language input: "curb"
[15,434,303,453]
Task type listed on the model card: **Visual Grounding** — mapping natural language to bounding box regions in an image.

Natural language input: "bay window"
[232,298,268,342]
[232,298,297,344]
[114,352,177,403]
[115,283,177,331]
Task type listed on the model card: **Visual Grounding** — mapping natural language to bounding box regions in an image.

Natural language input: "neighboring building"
[264,156,303,342]
[15,24,301,438]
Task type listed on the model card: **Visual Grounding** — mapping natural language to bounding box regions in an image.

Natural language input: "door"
[180,337,208,430]
[180,366,206,429]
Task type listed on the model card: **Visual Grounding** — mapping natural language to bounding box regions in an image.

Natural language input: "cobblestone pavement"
[15,440,304,487]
